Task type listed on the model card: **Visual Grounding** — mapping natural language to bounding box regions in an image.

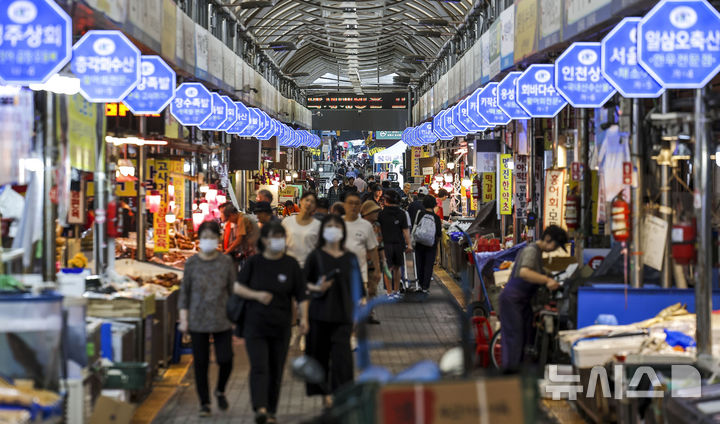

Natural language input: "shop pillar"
[136,116,147,262]
[630,99,644,288]
[694,87,712,356]
[660,93,672,288]
[42,92,56,282]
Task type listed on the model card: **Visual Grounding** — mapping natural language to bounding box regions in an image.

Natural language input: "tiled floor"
[152,276,462,423]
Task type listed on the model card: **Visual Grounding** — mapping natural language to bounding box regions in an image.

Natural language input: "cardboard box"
[377,377,528,424]
[90,396,134,424]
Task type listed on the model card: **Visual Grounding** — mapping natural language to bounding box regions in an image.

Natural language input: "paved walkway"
[150,274,461,423]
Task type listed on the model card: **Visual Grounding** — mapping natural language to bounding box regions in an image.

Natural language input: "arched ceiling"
[224,0,477,93]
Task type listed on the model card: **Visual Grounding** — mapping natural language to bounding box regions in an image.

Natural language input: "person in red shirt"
[435,188,449,220]
[282,200,300,217]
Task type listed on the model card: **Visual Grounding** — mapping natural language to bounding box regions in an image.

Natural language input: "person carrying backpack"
[412,195,442,294]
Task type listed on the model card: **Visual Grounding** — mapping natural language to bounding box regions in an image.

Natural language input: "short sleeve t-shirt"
[343,217,378,282]
[510,243,543,279]
[377,206,409,244]
[238,254,307,336]
[282,215,321,267]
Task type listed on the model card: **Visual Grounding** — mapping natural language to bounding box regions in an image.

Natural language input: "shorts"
[384,242,404,268]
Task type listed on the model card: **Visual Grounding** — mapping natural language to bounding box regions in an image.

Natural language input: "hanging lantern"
[461,178,472,188]
[192,210,204,232]
[117,159,135,177]
[199,200,210,216]
[216,191,227,205]
[205,184,218,203]
[165,213,177,224]
[431,182,440,191]
[146,190,161,213]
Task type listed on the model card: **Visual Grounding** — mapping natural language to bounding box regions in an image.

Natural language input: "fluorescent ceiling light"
[106,136,168,146]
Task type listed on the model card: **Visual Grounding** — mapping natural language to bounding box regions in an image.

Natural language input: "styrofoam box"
[572,335,648,368]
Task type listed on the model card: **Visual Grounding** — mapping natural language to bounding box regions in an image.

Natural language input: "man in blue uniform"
[499,225,568,369]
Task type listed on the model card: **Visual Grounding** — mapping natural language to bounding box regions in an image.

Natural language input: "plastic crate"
[103,362,150,391]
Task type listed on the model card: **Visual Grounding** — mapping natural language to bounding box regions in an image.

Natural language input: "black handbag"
[227,258,252,336]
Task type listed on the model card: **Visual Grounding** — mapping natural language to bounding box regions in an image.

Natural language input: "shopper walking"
[353,174,367,193]
[281,192,321,268]
[304,215,365,409]
[327,178,341,205]
[413,196,443,294]
[343,192,380,324]
[407,186,429,227]
[178,221,236,417]
[234,222,309,424]
[377,190,412,298]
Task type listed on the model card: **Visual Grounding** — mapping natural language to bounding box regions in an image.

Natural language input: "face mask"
[198,238,218,253]
[268,238,286,253]
[323,227,343,243]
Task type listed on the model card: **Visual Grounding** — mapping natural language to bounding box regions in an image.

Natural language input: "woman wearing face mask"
[303,215,365,409]
[178,221,236,417]
[281,191,321,268]
[234,222,309,424]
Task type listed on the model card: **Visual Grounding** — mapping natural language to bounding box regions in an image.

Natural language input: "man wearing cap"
[407,186,429,228]
[253,201,279,227]
[499,225,568,369]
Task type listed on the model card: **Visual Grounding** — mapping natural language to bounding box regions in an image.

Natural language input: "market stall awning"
[374,141,407,163]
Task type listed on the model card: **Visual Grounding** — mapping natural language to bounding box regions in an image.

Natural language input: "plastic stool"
[171,322,193,364]
[473,316,493,368]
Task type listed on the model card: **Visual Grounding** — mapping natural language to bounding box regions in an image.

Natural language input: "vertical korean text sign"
[498,154,513,215]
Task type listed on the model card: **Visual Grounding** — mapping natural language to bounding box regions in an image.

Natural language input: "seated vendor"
[499,225,568,369]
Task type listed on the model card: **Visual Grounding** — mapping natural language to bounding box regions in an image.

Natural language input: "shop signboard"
[226,101,250,134]
[638,0,720,89]
[217,96,237,131]
[197,93,227,130]
[476,83,512,126]
[498,72,530,120]
[376,131,403,140]
[480,32,491,84]
[488,20,502,80]
[482,172,495,203]
[0,0,72,85]
[254,110,273,140]
[170,160,185,220]
[513,0,539,61]
[556,42,616,108]
[466,88,492,129]
[401,127,413,146]
[152,159,170,253]
[457,98,488,133]
[564,0,612,41]
[539,0,563,50]
[443,107,466,137]
[500,5,515,70]
[68,186,85,225]
[642,214,669,271]
[418,122,437,145]
[412,146,423,177]
[516,64,567,118]
[72,30,141,103]
[123,55,176,115]
[601,17,665,98]
[544,169,567,229]
[432,111,454,141]
[498,154,513,215]
[236,108,262,138]
[514,155,529,220]
[171,82,213,126]
[450,105,471,135]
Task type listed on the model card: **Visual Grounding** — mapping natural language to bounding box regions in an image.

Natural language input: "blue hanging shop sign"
[555,42,616,108]
[497,71,530,120]
[197,93,228,130]
[170,82,213,126]
[123,55,176,115]
[516,64,567,118]
[476,82,512,126]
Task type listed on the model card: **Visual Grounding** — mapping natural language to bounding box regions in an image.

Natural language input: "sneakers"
[215,391,228,411]
[199,405,211,417]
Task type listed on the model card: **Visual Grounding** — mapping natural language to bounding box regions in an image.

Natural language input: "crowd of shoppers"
[179,172,443,421]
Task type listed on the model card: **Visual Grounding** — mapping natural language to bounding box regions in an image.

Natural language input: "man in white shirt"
[343,191,381,324]
[354,174,368,193]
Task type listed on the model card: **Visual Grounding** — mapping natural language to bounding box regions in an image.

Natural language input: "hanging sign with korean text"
[544,169,567,229]
[237,108,261,137]
[217,96,236,131]
[556,42,616,108]
[516,64,567,118]
[448,105,470,135]
[514,155,529,219]
[638,0,720,89]
[0,0,72,85]
[601,17,665,98]
[171,82,212,126]
[482,172,495,203]
[477,82,512,126]
[198,92,227,130]
[442,108,466,137]
[498,154,513,215]
[227,101,250,134]
[498,72,530,120]
[152,159,170,253]
[72,30,141,103]
[417,122,437,145]
[432,111,453,140]
[457,98,487,133]
[123,55,176,115]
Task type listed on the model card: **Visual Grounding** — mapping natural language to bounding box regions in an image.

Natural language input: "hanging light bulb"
[192,202,198,211]
[431,182,440,191]
[117,159,135,176]
[199,200,210,216]
[462,178,472,188]
[146,190,161,213]
[292,171,299,179]
[216,191,227,205]
[285,175,292,182]
[183,161,191,173]
[167,184,175,198]
[447,162,455,170]
[205,184,218,202]
[444,174,453,183]
[434,175,444,182]
[199,184,209,194]
[168,201,176,212]
[165,213,177,224]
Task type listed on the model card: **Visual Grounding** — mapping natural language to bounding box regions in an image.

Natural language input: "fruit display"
[67,253,88,269]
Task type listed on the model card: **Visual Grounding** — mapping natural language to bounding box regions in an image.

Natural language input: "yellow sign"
[482,172,495,203]
[61,94,105,172]
[514,0,539,61]
[499,154,513,215]
[170,160,185,221]
[152,160,170,253]
[368,146,385,156]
